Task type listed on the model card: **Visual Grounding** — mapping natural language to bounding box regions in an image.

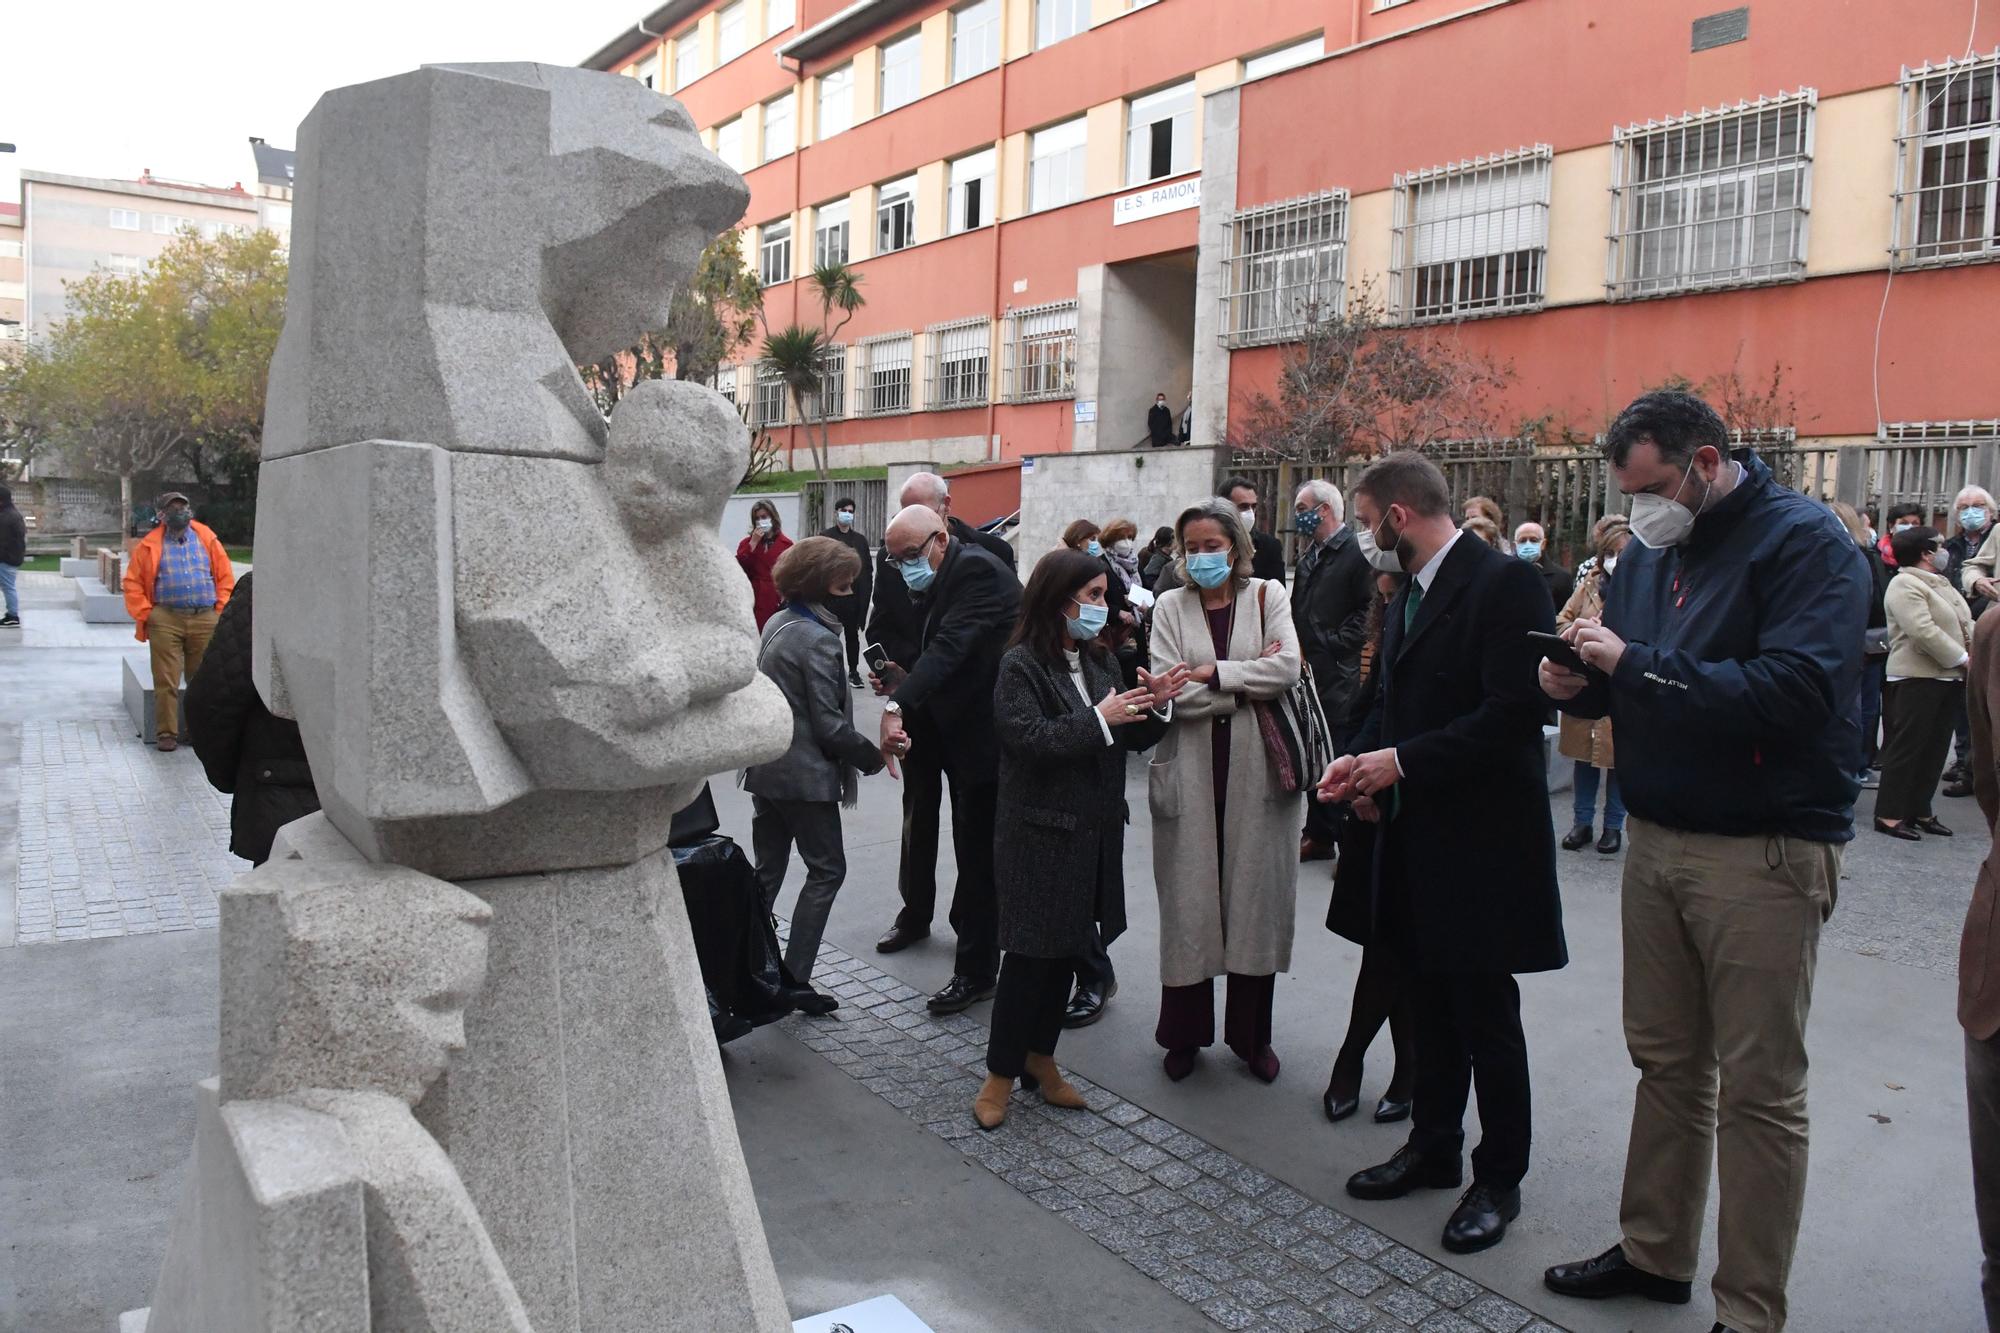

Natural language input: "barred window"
[710,365,740,413]
[758,220,792,286]
[1893,51,2000,269]
[814,199,850,267]
[877,175,917,254]
[754,362,789,428]
[1003,301,1078,402]
[1877,420,1999,511]
[926,319,991,410]
[1608,90,1815,300]
[858,335,914,415]
[1392,145,1550,323]
[1220,190,1348,348]
[812,344,847,420]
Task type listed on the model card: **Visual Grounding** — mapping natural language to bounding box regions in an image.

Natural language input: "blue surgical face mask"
[1962,506,1989,532]
[1086,539,1102,557]
[836,510,854,526]
[899,550,936,592]
[1295,507,1323,538]
[1516,541,1542,561]
[1186,551,1232,588]
[1066,599,1109,640]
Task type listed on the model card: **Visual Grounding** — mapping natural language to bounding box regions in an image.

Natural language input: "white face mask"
[1603,555,1619,574]
[1932,548,1952,574]
[1238,506,1259,527]
[1354,515,1406,573]
[1627,455,1710,549]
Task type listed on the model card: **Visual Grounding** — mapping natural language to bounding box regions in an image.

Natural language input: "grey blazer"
[743,607,884,803]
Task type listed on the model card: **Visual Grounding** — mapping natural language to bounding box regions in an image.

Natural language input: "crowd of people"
[735,390,2000,1333]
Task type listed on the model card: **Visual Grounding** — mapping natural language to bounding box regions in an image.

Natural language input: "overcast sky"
[1,0,654,200]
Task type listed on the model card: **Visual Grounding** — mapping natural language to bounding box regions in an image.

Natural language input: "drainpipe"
[984,38,1010,463]
[1349,0,1362,47]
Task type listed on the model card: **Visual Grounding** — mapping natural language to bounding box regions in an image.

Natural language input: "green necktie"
[1403,578,1425,634]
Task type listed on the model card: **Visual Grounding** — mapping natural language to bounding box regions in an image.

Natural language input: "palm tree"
[761,262,865,483]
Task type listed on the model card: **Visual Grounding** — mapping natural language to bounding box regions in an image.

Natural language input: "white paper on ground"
[793,1294,934,1333]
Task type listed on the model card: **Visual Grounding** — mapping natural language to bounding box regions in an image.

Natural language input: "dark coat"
[1328,633,1386,947]
[1292,527,1373,740]
[821,522,873,632]
[992,644,1164,957]
[888,538,1022,784]
[0,500,24,566]
[1555,453,1870,843]
[1147,403,1175,446]
[1349,535,1567,976]
[867,514,1015,669]
[1533,557,1575,611]
[182,573,320,865]
[1250,529,1286,583]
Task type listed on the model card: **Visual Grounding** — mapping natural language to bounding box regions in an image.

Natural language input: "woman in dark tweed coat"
[975,548,1188,1130]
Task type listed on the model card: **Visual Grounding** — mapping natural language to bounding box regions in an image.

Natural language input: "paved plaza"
[0,574,1986,1332]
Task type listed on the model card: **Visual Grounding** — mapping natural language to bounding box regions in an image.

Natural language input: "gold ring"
[1125,705,1141,715]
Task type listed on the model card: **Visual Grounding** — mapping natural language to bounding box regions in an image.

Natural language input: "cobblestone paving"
[14,719,245,943]
[774,928,1568,1333]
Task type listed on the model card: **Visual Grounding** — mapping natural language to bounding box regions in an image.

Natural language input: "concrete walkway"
[0,579,1985,1332]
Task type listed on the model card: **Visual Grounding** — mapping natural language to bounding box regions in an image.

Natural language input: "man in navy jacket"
[1539,391,1868,1333]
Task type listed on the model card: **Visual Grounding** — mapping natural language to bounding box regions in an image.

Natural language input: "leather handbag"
[1252,581,1335,794]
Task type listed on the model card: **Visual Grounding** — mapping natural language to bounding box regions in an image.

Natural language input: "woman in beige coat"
[1554,516,1630,855]
[1877,523,1974,839]
[1148,496,1303,1084]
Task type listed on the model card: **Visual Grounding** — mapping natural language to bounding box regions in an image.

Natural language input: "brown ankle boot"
[1023,1053,1086,1109]
[973,1074,1013,1130]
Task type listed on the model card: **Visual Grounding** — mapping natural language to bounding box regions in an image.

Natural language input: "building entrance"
[1074,251,1197,452]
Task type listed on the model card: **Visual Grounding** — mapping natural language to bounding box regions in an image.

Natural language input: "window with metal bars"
[815,200,850,267]
[758,221,792,286]
[1391,146,1550,323]
[1894,51,2000,269]
[811,344,847,420]
[925,319,991,409]
[1003,301,1077,402]
[1220,191,1348,347]
[858,335,914,415]
[710,365,740,414]
[754,362,789,427]
[877,176,917,254]
[1608,91,1815,299]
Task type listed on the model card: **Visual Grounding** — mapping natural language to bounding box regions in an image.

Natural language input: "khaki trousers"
[1618,818,1838,1333]
[148,607,217,740]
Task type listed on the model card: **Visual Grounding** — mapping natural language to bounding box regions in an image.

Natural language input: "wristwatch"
[883,700,903,717]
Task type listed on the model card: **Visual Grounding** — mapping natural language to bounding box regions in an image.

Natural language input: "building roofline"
[776,0,926,64]
[18,170,259,212]
[579,0,711,70]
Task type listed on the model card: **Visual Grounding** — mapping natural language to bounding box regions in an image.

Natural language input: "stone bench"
[58,557,98,578]
[75,576,133,623]
[123,651,188,744]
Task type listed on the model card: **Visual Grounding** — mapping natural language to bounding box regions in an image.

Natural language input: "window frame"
[876,175,918,255]
[1606,89,1817,301]
[924,317,993,410]
[1219,190,1350,348]
[1003,300,1079,403]
[1892,50,2000,270]
[1036,0,1089,50]
[765,0,795,39]
[880,29,923,114]
[951,0,1002,84]
[812,343,848,421]
[718,0,749,62]
[109,208,141,231]
[857,333,916,416]
[948,147,997,234]
[715,117,745,171]
[1125,80,1197,188]
[759,219,793,287]
[1243,35,1324,80]
[818,63,855,139]
[814,199,852,267]
[754,360,790,428]
[762,89,796,162]
[1030,117,1089,213]
[674,29,702,88]
[1389,144,1552,325]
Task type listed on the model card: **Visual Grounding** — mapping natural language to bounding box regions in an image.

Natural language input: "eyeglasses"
[891,531,940,563]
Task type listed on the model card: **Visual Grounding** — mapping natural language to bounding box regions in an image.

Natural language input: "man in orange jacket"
[123,492,235,751]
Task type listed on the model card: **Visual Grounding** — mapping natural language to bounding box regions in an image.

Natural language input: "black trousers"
[1879,677,1961,822]
[1408,971,1533,1190]
[987,953,1075,1077]
[1072,921,1115,991]
[831,594,864,672]
[892,713,1000,984]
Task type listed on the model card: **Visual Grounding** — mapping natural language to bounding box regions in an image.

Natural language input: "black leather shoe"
[1441,1182,1520,1254]
[1560,823,1594,851]
[848,669,864,687]
[1945,779,1976,799]
[1372,1095,1411,1124]
[1061,977,1117,1028]
[1917,816,1956,834]
[1597,828,1623,854]
[926,974,996,1014]
[1345,1145,1461,1201]
[1543,1243,1693,1304]
[875,924,930,953]
[1323,1084,1359,1123]
[786,988,839,1016]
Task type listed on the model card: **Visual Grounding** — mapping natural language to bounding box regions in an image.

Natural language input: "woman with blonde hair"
[1147,496,1303,1083]
[1555,514,1631,854]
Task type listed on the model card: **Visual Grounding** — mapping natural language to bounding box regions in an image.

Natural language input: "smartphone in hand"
[1527,630,1595,675]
